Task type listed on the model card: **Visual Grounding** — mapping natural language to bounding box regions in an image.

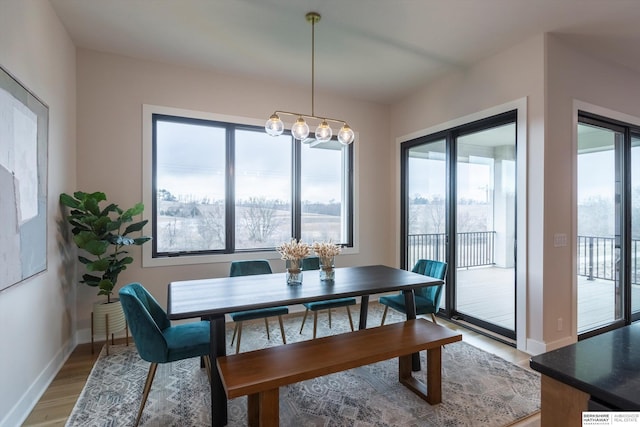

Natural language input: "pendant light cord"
[311,15,315,117]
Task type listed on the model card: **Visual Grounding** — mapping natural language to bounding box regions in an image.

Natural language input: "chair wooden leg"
[231,323,239,345]
[135,362,158,427]
[380,306,389,326]
[328,308,332,328]
[278,315,286,345]
[203,355,212,383]
[236,322,243,354]
[430,313,439,325]
[313,311,318,339]
[346,306,354,331]
[299,309,310,334]
[91,312,95,354]
[264,317,271,340]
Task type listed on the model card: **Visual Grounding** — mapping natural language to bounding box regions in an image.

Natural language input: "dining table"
[167,264,444,427]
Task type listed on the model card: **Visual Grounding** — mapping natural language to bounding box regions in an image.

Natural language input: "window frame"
[142,104,357,267]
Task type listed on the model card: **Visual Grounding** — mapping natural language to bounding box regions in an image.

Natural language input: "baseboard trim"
[1,338,75,427]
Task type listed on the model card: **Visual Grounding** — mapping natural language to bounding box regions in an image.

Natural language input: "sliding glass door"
[405,139,448,309]
[577,112,640,337]
[632,134,640,318]
[577,121,623,333]
[455,124,516,334]
[401,111,517,339]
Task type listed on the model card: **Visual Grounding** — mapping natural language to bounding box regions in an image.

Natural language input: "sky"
[156,120,344,204]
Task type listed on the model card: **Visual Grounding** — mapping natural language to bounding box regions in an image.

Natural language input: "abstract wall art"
[0,65,48,292]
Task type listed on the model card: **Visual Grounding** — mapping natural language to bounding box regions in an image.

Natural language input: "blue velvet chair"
[229,260,288,353]
[379,259,447,325]
[299,256,356,338]
[119,283,211,427]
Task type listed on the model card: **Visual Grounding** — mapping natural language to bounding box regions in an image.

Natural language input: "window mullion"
[292,137,302,240]
[226,124,235,253]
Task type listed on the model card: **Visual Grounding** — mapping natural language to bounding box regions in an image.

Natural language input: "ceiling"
[49,0,640,104]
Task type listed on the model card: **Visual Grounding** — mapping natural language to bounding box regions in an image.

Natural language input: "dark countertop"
[530,322,640,410]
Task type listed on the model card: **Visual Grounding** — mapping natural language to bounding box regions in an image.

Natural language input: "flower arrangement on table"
[276,238,311,274]
[313,241,342,280]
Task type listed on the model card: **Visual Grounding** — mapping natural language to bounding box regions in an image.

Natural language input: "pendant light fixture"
[265,12,355,145]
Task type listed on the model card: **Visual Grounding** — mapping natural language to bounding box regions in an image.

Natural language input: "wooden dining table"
[167,264,444,427]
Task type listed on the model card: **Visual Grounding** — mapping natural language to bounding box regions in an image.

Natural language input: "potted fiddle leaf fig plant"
[60,191,151,353]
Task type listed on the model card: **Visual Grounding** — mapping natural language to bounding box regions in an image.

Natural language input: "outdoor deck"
[455,266,640,333]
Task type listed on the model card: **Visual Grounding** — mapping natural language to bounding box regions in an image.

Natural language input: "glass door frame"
[400,110,518,340]
[578,111,640,340]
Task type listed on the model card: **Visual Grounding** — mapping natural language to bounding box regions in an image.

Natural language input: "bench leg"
[425,347,442,404]
[398,347,443,405]
[247,389,279,427]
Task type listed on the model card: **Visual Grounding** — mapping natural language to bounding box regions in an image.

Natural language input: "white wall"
[390,34,547,353]
[0,1,76,426]
[74,49,391,337]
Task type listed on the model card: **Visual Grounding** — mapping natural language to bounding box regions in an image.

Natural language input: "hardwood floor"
[21,340,112,427]
[21,315,540,426]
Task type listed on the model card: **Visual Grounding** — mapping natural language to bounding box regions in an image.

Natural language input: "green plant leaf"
[100,203,120,217]
[78,256,92,265]
[123,220,148,234]
[121,203,144,221]
[84,197,101,215]
[81,274,102,287]
[97,279,115,296]
[87,258,111,272]
[75,235,109,256]
[133,236,152,245]
[59,193,81,209]
[82,191,106,202]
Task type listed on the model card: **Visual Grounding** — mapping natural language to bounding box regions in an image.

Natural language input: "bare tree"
[241,197,282,243]
[162,218,178,250]
[197,201,225,248]
[428,196,446,234]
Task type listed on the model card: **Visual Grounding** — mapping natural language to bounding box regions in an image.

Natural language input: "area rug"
[66,305,540,426]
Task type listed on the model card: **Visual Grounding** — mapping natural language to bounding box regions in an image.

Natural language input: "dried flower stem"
[276,238,311,261]
[312,241,342,258]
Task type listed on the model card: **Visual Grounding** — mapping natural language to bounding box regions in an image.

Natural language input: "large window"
[151,113,353,258]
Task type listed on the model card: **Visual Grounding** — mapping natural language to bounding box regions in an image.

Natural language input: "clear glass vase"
[319,256,335,281]
[286,259,303,286]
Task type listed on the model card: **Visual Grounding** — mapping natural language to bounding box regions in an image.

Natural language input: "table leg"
[210,314,227,427]
[358,295,369,329]
[403,290,421,371]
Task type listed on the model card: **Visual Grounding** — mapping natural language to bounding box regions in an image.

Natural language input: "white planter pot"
[92,299,128,354]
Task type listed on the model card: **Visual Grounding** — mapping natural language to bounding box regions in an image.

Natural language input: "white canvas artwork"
[0,67,48,292]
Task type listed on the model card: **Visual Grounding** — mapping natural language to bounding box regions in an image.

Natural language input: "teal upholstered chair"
[379,259,447,326]
[299,256,356,338]
[229,260,288,353]
[119,283,211,427]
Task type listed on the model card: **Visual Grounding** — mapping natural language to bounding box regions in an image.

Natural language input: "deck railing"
[408,233,638,283]
[577,235,640,284]
[407,231,496,268]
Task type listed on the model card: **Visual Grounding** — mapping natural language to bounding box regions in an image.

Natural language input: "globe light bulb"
[291,117,310,140]
[337,124,355,145]
[265,114,284,136]
[315,120,332,142]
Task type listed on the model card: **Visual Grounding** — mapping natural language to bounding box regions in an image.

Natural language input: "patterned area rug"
[66,304,540,426]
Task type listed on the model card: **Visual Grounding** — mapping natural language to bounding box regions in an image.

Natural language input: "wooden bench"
[216,318,462,426]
